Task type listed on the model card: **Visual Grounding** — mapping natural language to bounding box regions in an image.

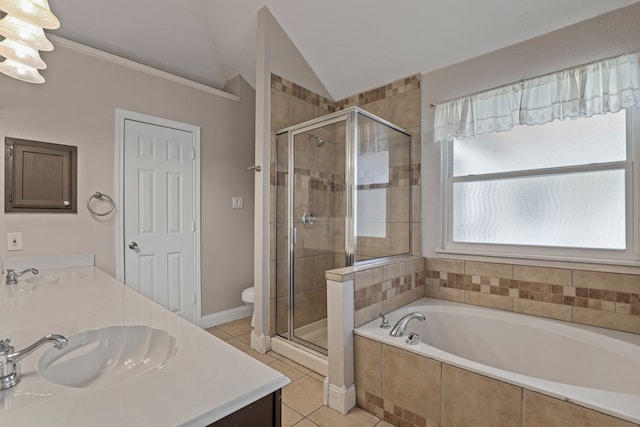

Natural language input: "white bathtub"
[354,297,640,424]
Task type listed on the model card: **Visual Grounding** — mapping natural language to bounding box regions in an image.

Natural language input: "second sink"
[38,325,177,388]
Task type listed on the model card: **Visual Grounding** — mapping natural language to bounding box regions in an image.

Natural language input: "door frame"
[115,108,202,326]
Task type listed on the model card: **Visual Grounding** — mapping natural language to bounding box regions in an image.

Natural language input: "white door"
[123,118,197,324]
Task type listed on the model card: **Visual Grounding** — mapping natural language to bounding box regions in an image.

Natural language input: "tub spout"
[390,313,425,337]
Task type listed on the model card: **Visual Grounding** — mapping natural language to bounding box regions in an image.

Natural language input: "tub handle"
[406,332,420,345]
[379,313,391,329]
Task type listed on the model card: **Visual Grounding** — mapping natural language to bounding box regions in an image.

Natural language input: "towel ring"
[86,192,115,216]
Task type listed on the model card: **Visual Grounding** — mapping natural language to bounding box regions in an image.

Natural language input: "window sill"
[433,248,640,275]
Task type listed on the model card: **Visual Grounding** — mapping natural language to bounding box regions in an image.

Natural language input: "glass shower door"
[288,121,345,353]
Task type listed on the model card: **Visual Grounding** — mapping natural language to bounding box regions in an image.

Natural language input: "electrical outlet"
[7,232,22,251]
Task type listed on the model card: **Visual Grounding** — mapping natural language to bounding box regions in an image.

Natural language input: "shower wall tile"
[411,223,421,258]
[359,98,391,122]
[271,89,290,131]
[390,89,421,129]
[290,96,316,125]
[313,287,327,321]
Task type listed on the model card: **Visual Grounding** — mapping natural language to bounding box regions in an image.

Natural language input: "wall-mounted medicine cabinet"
[5,137,78,213]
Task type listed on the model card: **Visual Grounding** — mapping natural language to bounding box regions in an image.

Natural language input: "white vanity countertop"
[0,267,289,426]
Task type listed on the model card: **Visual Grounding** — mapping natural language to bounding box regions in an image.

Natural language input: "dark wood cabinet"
[5,137,77,213]
[209,389,282,427]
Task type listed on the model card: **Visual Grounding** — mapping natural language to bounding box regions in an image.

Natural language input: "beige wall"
[421,2,640,258]
[0,43,256,316]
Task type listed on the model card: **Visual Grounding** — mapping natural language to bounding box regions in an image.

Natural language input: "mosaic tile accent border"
[271,73,421,113]
[426,270,640,317]
[271,74,336,113]
[362,391,429,427]
[274,166,417,190]
[337,75,421,110]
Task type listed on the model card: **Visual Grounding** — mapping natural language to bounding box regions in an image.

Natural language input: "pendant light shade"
[0,57,44,83]
[0,0,59,83]
[0,14,54,51]
[0,37,46,68]
[0,0,59,29]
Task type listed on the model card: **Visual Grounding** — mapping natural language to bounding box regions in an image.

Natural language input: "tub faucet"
[0,334,68,390]
[389,313,425,337]
[5,268,38,285]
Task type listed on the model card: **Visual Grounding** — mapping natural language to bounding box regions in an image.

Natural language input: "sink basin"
[38,325,177,388]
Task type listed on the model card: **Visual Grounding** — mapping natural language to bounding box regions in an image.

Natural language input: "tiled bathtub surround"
[424,258,640,334]
[350,257,427,328]
[354,336,637,427]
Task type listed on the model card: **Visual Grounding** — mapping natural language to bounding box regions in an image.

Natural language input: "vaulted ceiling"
[50,0,640,100]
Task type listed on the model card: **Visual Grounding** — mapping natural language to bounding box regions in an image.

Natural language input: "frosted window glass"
[452,170,626,249]
[454,111,626,176]
[357,188,387,237]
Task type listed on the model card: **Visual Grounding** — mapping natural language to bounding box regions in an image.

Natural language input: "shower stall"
[275,107,411,355]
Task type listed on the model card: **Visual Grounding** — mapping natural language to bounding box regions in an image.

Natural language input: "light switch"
[232,196,244,209]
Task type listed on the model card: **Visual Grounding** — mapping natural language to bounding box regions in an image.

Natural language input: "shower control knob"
[301,212,316,226]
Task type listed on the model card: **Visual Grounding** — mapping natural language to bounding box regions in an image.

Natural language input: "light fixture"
[0,37,46,68]
[0,0,59,84]
[0,14,54,50]
[0,0,59,29]
[0,57,43,83]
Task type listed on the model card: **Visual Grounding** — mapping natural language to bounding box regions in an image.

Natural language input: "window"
[443,109,639,262]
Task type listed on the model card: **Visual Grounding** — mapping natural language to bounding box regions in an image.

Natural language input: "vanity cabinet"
[210,390,282,427]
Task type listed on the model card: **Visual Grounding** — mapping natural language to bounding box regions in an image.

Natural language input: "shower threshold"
[295,318,328,350]
[271,335,328,377]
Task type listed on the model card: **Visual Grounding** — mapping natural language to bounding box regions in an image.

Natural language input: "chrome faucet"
[0,334,68,390]
[5,268,38,285]
[389,313,425,337]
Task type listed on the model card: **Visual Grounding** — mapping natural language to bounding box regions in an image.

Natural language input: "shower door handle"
[292,227,297,244]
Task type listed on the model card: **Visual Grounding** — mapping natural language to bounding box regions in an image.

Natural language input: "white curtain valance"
[434,51,640,143]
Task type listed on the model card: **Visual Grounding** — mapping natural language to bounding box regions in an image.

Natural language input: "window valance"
[433,51,640,143]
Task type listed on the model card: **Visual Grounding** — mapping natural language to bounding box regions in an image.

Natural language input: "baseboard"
[201,305,252,329]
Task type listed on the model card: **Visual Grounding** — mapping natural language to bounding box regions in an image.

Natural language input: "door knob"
[128,242,138,250]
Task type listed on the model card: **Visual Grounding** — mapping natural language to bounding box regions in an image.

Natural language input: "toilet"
[241,286,255,328]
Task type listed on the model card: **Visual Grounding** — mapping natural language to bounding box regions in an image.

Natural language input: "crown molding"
[48,35,240,102]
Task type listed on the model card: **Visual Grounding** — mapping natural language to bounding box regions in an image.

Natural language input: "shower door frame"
[285,113,350,354]
[276,106,412,353]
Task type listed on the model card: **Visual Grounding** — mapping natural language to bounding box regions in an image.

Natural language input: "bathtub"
[354,297,640,424]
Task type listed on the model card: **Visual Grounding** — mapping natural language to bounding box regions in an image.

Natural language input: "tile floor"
[206,317,392,427]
